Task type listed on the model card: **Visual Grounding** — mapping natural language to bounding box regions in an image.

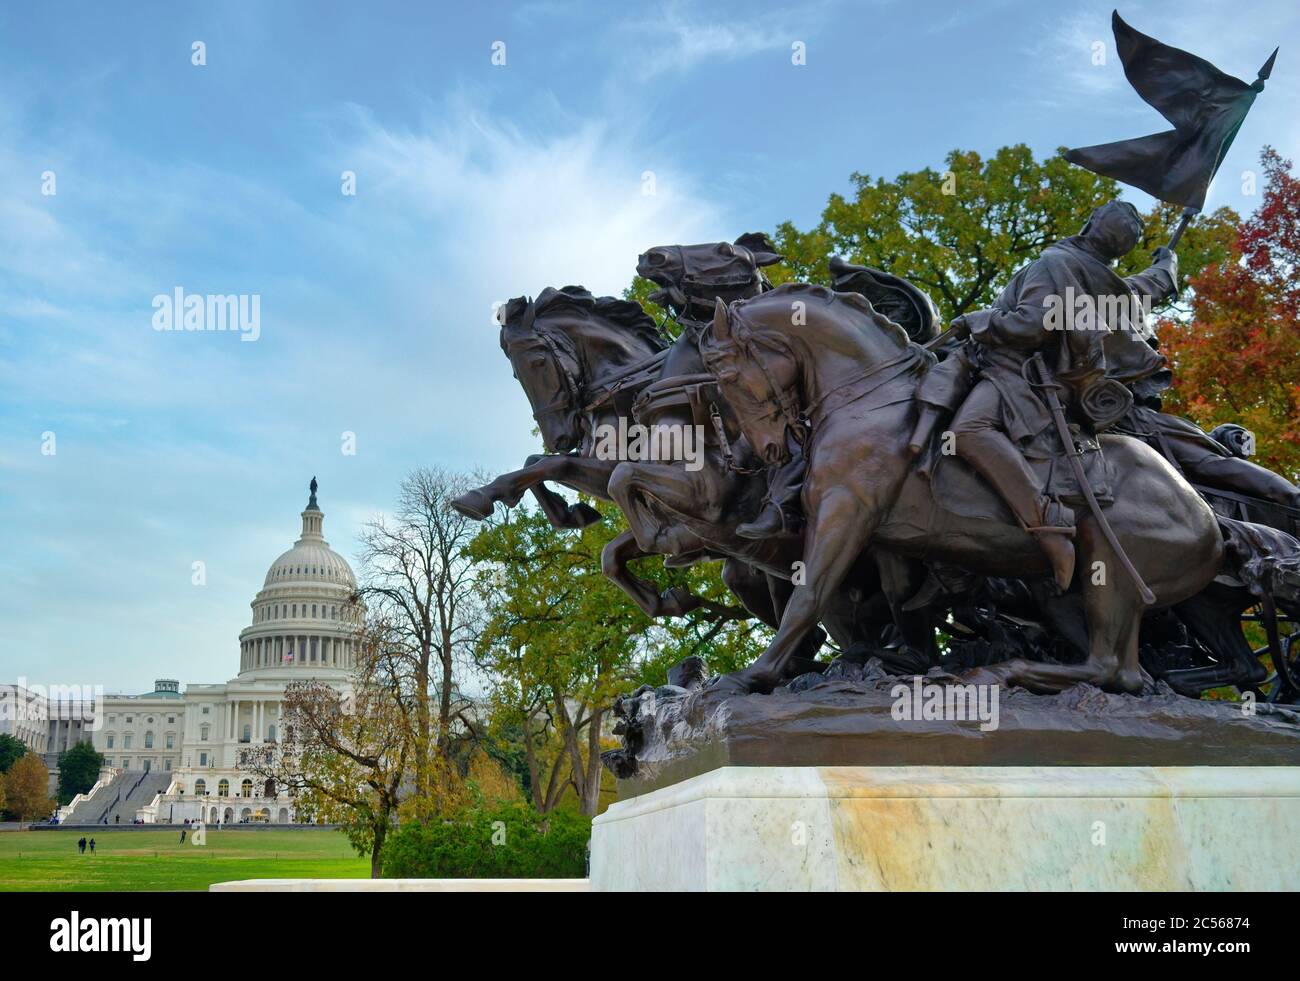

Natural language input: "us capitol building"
[34,479,363,825]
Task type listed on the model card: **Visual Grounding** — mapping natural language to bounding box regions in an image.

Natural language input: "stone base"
[210,878,589,892]
[590,765,1300,891]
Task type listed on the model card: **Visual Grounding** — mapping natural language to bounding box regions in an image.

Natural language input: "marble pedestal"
[590,765,1300,891]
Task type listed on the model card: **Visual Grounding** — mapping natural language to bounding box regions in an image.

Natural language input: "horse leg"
[600,529,711,618]
[528,480,602,530]
[453,455,614,523]
[964,528,1144,693]
[722,560,779,629]
[874,551,939,666]
[714,487,877,693]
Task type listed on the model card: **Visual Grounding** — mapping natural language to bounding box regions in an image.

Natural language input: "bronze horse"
[454,242,842,641]
[699,284,1226,695]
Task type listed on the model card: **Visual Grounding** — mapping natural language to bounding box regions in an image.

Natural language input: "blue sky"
[1,0,1296,693]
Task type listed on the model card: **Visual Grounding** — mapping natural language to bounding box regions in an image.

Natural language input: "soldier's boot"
[736,500,786,540]
[957,430,1076,592]
[738,445,805,540]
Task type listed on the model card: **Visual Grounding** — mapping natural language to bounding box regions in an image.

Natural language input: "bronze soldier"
[909,201,1178,591]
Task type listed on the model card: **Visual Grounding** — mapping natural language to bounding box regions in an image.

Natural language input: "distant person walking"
[179,828,186,844]
[77,837,86,854]
[88,838,96,854]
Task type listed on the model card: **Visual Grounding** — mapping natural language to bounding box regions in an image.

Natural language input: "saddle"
[930,429,1116,523]
[631,372,722,430]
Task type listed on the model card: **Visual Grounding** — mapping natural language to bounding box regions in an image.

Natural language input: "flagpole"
[1166,205,1199,250]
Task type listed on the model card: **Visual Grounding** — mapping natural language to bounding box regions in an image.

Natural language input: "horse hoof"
[708,667,779,695]
[708,672,757,695]
[451,490,494,520]
[568,503,602,527]
[659,587,703,617]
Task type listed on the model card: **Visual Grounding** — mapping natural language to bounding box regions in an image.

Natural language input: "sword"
[1026,353,1156,605]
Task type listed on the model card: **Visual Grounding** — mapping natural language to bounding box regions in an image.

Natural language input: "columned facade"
[128,479,360,825]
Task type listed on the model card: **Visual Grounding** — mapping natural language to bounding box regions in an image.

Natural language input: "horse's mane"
[500,286,666,353]
[725,282,912,353]
[762,281,881,318]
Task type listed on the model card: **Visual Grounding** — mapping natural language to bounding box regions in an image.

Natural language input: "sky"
[1,0,1297,693]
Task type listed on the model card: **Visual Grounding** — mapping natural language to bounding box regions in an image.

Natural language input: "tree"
[4,753,53,822]
[356,467,484,823]
[243,614,437,877]
[1160,148,1300,482]
[0,734,25,774]
[56,741,103,805]
[768,144,1237,322]
[468,500,761,816]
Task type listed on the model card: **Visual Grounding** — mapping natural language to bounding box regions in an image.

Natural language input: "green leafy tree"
[771,144,1236,321]
[469,500,763,815]
[0,734,26,774]
[56,741,103,805]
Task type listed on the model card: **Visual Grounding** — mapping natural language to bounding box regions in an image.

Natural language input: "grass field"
[0,829,369,891]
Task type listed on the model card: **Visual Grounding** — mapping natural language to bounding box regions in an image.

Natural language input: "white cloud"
[616,0,827,80]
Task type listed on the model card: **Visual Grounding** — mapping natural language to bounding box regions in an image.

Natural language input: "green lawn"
[0,829,369,891]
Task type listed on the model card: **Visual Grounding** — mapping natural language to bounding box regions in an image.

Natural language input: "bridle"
[705,305,929,464]
[515,309,668,435]
[703,318,809,461]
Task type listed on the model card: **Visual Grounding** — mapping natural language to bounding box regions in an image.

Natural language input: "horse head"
[498,286,665,454]
[637,232,782,320]
[700,284,916,467]
[699,296,803,468]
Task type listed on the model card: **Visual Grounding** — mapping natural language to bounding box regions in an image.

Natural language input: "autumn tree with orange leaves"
[1160,148,1300,483]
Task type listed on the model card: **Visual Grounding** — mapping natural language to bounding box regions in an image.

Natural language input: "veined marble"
[590,765,1300,891]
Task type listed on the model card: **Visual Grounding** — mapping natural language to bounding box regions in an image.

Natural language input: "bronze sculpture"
[455,11,1300,758]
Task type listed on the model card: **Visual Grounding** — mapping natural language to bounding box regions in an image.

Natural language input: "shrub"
[381,802,590,879]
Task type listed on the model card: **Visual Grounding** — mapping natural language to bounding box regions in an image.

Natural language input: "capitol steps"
[64,769,174,825]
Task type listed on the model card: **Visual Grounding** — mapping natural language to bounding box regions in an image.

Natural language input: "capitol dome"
[236,478,362,681]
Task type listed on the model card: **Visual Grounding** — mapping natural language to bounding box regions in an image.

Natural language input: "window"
[147,717,154,724]
[104,758,112,766]
[123,734,133,749]
[166,734,174,750]
[195,779,207,796]
[202,706,210,715]
[199,752,208,766]
[144,731,154,749]
[167,716,175,724]
[268,724,277,743]
[218,779,230,796]
[312,604,317,618]
[242,724,251,743]
[108,715,116,724]
[164,759,171,771]
[106,734,115,748]
[241,779,253,798]
[125,716,133,724]
[200,725,210,741]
